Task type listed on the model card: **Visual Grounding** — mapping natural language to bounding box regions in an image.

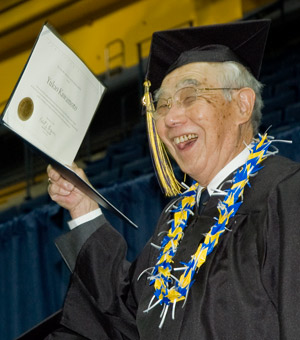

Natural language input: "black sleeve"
[47,221,141,340]
[45,201,173,339]
[55,214,106,272]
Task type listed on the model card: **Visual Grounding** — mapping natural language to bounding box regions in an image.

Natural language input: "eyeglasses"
[154,86,240,117]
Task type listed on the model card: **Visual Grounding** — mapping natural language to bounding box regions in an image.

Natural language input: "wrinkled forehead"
[155,62,220,99]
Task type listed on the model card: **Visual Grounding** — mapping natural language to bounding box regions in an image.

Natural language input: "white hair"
[214,61,264,135]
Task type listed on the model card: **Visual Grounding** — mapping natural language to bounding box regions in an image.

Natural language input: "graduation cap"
[146,19,270,94]
[142,19,271,197]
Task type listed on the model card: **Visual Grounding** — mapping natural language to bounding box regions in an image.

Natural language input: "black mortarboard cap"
[146,19,271,93]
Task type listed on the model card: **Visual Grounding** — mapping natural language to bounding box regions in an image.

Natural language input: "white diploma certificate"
[2,23,105,166]
[1,23,138,229]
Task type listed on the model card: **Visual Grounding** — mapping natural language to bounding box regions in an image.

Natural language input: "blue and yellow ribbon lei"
[145,133,275,327]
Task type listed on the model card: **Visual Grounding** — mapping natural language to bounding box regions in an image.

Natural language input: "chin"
[178,166,194,180]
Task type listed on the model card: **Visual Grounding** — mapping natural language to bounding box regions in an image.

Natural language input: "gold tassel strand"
[142,80,183,197]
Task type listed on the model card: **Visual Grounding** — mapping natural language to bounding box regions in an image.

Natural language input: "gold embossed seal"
[18,97,34,121]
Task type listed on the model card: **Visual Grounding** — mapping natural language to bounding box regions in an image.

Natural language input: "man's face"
[155,62,251,186]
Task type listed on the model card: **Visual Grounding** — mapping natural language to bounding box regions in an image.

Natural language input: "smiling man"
[43,19,300,339]
[153,62,254,186]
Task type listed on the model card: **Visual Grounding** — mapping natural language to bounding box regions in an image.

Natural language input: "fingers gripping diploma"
[47,164,99,219]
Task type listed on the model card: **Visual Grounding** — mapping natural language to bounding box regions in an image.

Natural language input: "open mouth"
[174,133,198,145]
[173,134,198,150]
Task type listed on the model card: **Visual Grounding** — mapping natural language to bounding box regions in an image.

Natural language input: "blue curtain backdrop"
[1,125,300,340]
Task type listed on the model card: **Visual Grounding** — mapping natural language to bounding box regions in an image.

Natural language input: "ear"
[236,87,255,124]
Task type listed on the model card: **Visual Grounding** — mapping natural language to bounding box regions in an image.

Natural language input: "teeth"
[174,134,197,145]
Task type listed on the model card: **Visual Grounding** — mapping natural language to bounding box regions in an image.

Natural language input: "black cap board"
[146,19,271,93]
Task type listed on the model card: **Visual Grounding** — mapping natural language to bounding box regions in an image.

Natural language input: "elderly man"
[45,19,300,339]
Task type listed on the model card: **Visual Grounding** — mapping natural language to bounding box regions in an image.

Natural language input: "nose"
[164,104,187,127]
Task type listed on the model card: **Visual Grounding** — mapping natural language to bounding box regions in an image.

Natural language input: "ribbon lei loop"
[144,133,279,328]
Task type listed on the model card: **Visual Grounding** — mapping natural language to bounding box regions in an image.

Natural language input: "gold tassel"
[142,80,183,197]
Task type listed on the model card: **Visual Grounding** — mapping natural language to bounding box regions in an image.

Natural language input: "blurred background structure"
[1,0,300,339]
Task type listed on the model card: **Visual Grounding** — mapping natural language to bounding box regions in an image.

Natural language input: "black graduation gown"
[45,155,300,339]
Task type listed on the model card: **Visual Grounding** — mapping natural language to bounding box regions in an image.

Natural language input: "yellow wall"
[242,0,274,13]
[0,0,268,113]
